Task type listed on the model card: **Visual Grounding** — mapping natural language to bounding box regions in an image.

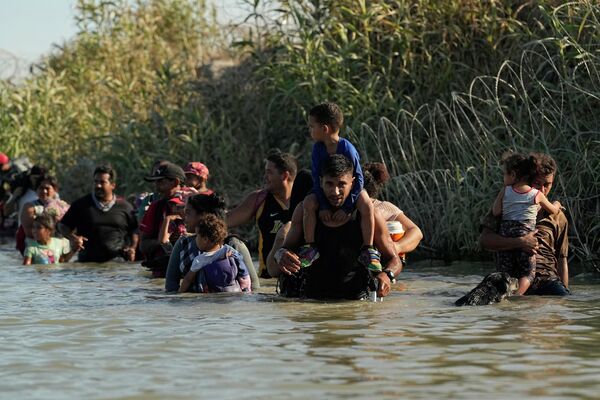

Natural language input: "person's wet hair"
[289,169,313,212]
[186,192,227,220]
[93,164,117,183]
[266,150,297,180]
[530,152,557,178]
[33,213,56,232]
[363,162,390,198]
[309,102,344,132]
[196,213,227,245]
[321,154,353,178]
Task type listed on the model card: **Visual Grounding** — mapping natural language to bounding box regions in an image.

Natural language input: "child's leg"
[516,250,536,295]
[302,193,318,245]
[299,194,320,268]
[517,276,532,295]
[356,190,374,247]
[356,190,381,272]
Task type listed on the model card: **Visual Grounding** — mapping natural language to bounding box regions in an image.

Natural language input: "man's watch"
[382,269,396,283]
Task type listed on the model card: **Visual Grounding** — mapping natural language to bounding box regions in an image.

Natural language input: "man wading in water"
[480,152,570,295]
[226,151,297,279]
[275,154,402,300]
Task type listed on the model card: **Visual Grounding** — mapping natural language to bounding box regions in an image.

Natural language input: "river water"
[1,245,599,399]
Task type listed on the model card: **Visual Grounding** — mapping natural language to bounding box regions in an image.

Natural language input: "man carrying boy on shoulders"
[300,102,380,273]
[276,154,402,300]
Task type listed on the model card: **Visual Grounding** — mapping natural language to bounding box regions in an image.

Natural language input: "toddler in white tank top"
[492,153,562,295]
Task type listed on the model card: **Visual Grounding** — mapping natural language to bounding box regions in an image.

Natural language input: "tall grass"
[0,0,245,199]
[0,0,598,265]
[350,2,600,265]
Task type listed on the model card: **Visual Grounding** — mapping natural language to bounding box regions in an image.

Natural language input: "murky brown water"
[1,245,599,399]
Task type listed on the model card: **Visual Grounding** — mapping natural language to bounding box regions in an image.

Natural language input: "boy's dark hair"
[530,152,557,178]
[321,154,353,178]
[195,213,227,245]
[309,102,344,132]
[266,150,297,180]
[363,162,390,198]
[33,213,56,231]
[93,164,117,183]
[187,192,227,220]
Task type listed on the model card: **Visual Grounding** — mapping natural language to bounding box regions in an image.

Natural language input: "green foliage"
[0,0,598,266]
[1,0,235,198]
[245,0,548,129]
[349,2,600,265]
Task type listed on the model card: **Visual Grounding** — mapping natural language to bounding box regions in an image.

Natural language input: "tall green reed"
[0,0,597,265]
[350,3,600,265]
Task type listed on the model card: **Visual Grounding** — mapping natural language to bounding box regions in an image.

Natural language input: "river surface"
[1,244,599,399]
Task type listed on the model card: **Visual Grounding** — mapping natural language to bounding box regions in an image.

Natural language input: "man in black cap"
[138,161,186,260]
[59,164,138,262]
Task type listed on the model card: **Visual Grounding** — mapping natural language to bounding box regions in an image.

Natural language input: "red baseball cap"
[0,152,9,165]
[168,191,187,205]
[183,162,209,179]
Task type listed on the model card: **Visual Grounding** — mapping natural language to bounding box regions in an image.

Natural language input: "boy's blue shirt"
[311,137,363,213]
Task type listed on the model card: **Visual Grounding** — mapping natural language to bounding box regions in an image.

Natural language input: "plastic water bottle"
[369,279,378,302]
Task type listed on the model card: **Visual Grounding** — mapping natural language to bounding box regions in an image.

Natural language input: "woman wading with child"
[164,193,259,293]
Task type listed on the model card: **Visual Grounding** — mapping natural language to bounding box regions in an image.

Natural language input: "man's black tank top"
[255,191,290,278]
[303,213,371,299]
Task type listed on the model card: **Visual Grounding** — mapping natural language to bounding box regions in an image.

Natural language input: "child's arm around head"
[537,191,562,215]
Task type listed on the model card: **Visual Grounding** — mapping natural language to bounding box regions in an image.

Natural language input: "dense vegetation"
[1,0,598,266]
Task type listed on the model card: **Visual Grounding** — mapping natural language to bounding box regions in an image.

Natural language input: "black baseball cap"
[144,162,186,182]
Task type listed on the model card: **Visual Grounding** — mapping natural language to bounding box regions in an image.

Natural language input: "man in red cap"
[183,161,213,195]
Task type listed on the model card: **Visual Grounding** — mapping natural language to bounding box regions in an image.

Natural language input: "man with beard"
[275,155,402,300]
[59,165,138,262]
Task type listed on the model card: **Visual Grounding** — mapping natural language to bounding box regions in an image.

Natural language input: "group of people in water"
[0,101,571,300]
